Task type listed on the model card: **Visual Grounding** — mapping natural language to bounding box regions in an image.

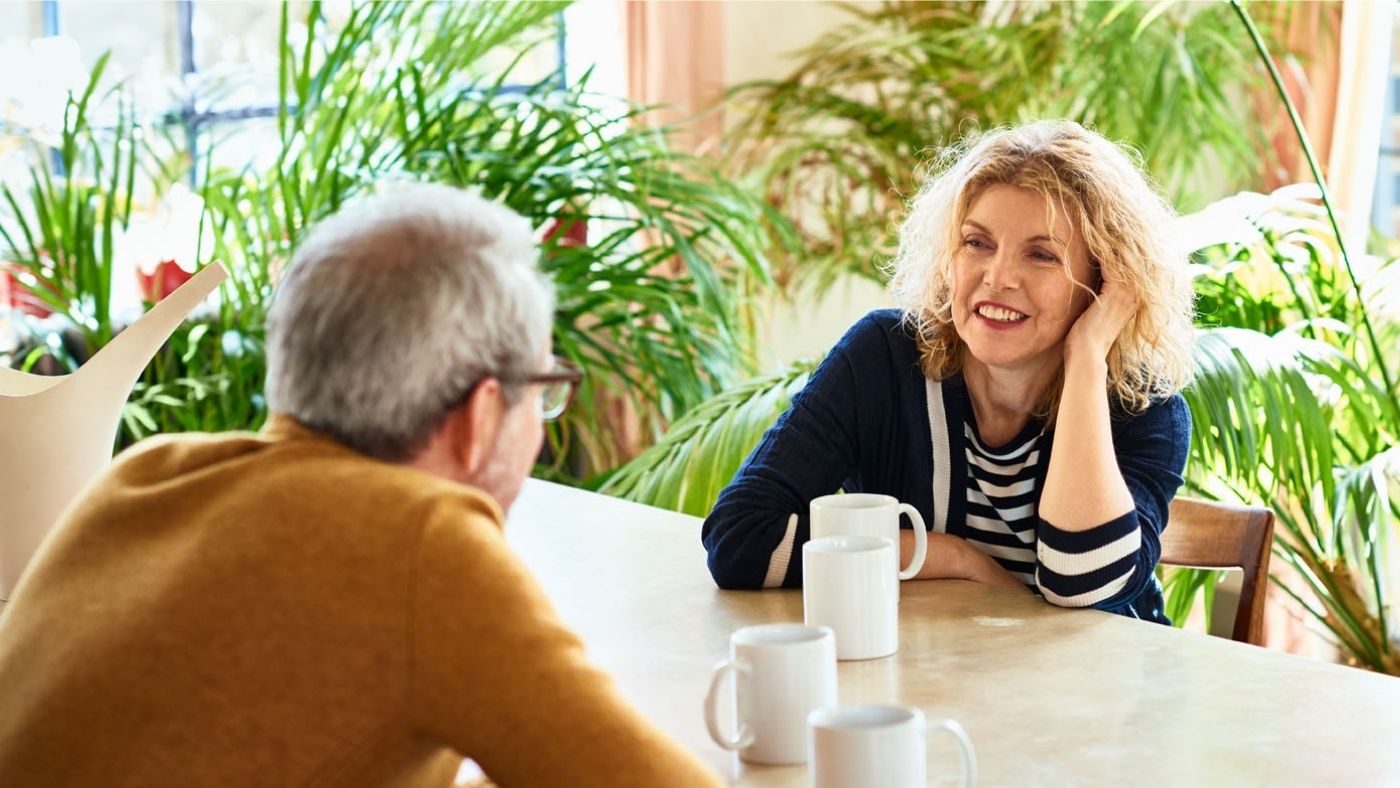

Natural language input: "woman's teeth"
[976,305,1027,322]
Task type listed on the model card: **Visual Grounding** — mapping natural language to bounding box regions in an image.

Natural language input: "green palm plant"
[393,77,781,473]
[1156,0,1400,672]
[0,47,254,442]
[723,0,1287,294]
[0,52,142,357]
[601,358,816,514]
[192,0,779,475]
[173,0,578,449]
[1182,322,1399,672]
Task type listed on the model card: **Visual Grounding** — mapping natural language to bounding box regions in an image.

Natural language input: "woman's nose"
[982,249,1019,290]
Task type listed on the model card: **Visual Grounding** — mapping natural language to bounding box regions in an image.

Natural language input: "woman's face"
[949,184,1096,375]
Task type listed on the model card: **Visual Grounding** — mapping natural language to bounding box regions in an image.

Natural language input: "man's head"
[265,182,555,508]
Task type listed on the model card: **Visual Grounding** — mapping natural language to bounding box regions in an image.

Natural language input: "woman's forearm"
[1038,356,1135,532]
[899,530,1031,593]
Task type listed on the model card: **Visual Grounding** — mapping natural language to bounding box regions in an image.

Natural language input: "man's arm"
[409,500,722,788]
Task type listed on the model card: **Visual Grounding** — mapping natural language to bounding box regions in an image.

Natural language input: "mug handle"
[897,504,928,580]
[930,718,978,788]
[703,658,755,751]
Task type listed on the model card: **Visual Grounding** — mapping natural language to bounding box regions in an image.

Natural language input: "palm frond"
[1184,325,1400,671]
[601,358,818,516]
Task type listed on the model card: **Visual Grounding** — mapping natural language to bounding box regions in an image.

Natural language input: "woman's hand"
[903,532,1033,594]
[960,544,1035,595]
[1063,275,1137,365]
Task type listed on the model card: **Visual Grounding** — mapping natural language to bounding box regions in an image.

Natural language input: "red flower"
[1,267,55,318]
[138,260,194,303]
[544,216,588,248]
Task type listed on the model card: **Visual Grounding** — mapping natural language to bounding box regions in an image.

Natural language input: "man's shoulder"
[108,426,503,538]
[258,443,506,540]
[110,428,270,479]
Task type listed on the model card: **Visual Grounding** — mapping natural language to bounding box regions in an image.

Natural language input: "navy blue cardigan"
[701,309,1191,624]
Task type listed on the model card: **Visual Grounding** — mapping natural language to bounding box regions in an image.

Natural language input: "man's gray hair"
[265,182,554,461]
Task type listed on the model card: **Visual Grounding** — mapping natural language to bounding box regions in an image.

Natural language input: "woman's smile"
[972,300,1030,329]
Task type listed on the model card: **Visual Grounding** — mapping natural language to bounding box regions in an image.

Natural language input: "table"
[507,480,1400,787]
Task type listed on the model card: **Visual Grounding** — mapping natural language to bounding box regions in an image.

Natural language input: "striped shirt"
[962,413,1144,605]
[963,417,1043,589]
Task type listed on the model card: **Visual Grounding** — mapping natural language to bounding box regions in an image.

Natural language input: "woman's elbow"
[706,554,763,590]
[701,512,771,590]
[1036,562,1151,610]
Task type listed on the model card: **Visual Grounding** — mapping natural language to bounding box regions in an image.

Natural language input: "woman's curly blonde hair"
[886,120,1195,418]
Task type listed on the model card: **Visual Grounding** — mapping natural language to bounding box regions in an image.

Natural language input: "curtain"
[1260,3,1343,192]
[1263,1,1392,255]
[597,1,727,462]
[1325,0,1393,255]
[623,0,726,152]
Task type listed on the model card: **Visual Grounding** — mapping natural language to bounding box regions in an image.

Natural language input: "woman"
[702,120,1195,623]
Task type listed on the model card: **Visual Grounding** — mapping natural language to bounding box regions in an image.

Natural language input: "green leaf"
[602,358,819,516]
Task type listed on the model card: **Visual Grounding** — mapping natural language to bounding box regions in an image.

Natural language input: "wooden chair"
[1159,497,1276,646]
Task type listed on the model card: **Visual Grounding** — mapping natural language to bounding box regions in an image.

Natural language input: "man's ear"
[452,377,506,477]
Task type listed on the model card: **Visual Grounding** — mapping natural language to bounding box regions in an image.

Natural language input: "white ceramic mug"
[810,493,928,580]
[704,623,838,764]
[803,536,898,660]
[808,705,977,788]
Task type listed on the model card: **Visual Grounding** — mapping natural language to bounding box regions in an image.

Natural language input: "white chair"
[0,262,228,600]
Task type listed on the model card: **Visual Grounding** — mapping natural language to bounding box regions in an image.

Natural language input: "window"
[1376,11,1400,241]
[562,0,626,99]
[1,0,568,186]
[0,0,569,366]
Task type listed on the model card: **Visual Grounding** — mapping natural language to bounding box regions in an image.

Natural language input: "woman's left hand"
[1063,275,1137,365]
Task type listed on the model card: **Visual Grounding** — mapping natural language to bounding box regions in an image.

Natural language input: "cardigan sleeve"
[409,497,722,787]
[1033,393,1191,609]
[701,313,891,589]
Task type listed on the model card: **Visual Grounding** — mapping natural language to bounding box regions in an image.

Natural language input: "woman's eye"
[1030,249,1059,263]
[963,236,989,249]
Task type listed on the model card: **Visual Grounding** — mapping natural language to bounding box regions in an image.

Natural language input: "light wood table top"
[507,480,1400,787]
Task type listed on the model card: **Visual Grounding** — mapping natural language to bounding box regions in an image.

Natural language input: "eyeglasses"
[449,355,584,422]
[513,355,583,421]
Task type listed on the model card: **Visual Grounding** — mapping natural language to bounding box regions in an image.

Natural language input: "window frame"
[32,0,566,185]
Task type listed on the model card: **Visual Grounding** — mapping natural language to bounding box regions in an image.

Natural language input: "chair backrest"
[1159,497,1276,646]
[0,263,227,600]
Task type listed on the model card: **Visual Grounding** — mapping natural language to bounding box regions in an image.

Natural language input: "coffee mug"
[803,536,898,660]
[810,493,928,580]
[808,705,977,788]
[704,623,838,764]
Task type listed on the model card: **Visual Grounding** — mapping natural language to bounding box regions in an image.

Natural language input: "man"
[0,184,722,787]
